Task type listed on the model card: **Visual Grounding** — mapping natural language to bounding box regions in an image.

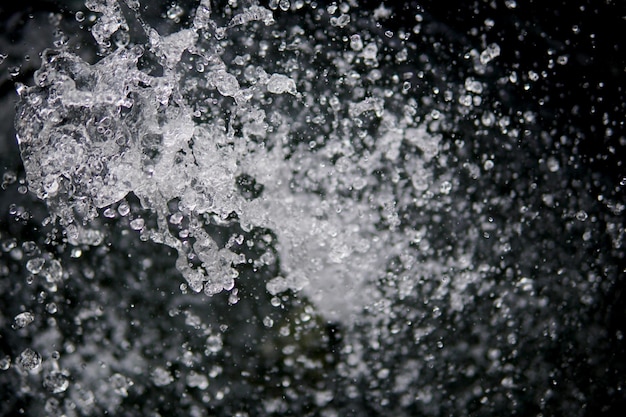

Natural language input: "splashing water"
[15,0,452,321]
[5,0,625,416]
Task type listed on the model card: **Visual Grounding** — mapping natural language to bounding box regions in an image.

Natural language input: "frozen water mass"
[1,0,625,416]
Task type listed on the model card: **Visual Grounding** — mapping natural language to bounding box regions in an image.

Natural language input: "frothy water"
[15,0,454,321]
[2,0,625,415]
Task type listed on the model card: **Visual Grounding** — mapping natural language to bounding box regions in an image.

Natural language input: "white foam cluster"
[15,0,449,320]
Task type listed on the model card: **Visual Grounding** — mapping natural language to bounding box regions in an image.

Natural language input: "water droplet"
[350,34,363,51]
[46,302,58,314]
[169,212,183,224]
[266,73,297,95]
[0,355,11,371]
[17,348,42,371]
[187,371,209,389]
[205,334,223,354]
[167,5,184,22]
[42,259,63,283]
[26,257,45,274]
[130,218,145,230]
[151,367,174,386]
[43,370,70,393]
[8,65,21,78]
[110,373,133,396]
[13,312,35,329]
[118,201,130,216]
[479,43,500,65]
[546,156,560,172]
[279,0,290,12]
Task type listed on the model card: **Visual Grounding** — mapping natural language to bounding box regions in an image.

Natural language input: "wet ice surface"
[1,0,625,416]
